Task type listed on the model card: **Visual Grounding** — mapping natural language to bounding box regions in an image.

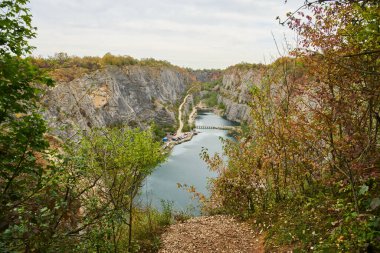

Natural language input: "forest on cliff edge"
[1,0,380,252]
[201,1,380,251]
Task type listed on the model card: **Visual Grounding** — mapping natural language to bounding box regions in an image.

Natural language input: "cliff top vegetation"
[31,52,183,82]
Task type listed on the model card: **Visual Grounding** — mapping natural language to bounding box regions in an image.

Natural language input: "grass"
[133,201,192,252]
[247,182,380,252]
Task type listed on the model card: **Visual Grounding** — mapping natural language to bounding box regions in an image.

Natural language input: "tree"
[0,0,56,251]
[1,3,166,252]
[285,0,380,210]
[204,1,380,251]
[72,127,165,252]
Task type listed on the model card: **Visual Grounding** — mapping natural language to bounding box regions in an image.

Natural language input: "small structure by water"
[142,111,236,215]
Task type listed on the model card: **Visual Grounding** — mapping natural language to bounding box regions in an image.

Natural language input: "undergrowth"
[133,201,192,252]
[250,180,380,252]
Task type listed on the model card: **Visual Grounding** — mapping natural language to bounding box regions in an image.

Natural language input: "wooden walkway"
[195,125,239,131]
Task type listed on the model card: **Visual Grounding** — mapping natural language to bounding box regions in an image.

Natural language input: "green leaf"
[358,185,369,195]
[370,198,380,210]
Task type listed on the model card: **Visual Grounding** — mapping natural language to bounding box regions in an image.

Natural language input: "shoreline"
[162,97,200,152]
[163,99,230,152]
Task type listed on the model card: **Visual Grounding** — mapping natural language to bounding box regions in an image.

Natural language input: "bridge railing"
[195,125,239,130]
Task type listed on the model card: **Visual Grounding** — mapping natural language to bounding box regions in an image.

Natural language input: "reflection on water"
[140,111,236,215]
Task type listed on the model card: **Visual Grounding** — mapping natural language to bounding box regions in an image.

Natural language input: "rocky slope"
[190,69,222,83]
[42,65,191,138]
[217,65,265,123]
[42,62,267,138]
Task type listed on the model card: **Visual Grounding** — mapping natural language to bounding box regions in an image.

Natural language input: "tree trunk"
[128,192,133,252]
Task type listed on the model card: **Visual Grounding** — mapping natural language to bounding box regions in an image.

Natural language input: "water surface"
[141,111,236,214]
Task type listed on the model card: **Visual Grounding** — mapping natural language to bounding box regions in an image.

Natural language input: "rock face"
[43,65,191,137]
[217,66,264,123]
[190,69,222,83]
[218,65,265,123]
[218,96,251,123]
[42,63,266,138]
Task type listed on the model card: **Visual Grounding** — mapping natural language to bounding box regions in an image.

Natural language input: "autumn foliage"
[31,53,176,82]
[203,1,380,251]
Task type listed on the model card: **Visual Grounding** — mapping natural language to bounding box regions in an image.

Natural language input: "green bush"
[151,123,176,141]
[201,79,222,91]
[218,102,226,111]
[250,182,380,252]
[203,92,218,107]
[132,201,174,252]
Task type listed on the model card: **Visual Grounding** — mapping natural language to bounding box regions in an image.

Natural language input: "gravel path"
[176,94,191,136]
[159,215,264,253]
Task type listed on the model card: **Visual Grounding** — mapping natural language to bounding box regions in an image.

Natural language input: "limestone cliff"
[42,62,267,137]
[43,65,191,137]
[190,69,222,83]
[217,65,265,123]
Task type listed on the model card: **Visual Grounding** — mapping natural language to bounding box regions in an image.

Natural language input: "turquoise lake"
[140,111,237,215]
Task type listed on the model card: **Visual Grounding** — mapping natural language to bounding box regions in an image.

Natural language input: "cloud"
[29,0,302,69]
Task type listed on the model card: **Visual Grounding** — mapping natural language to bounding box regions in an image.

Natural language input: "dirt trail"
[159,215,264,253]
[176,94,191,136]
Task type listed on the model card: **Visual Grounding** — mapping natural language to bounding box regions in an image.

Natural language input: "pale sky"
[29,0,302,69]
